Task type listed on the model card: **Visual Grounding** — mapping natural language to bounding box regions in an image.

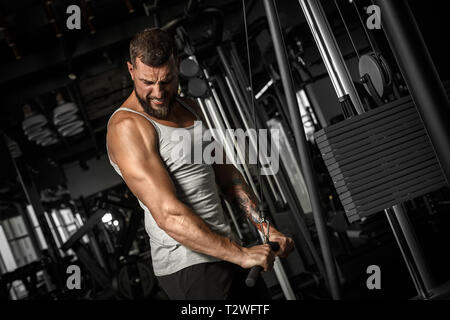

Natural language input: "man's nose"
[152,83,164,98]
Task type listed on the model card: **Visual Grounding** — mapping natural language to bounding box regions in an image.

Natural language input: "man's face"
[128,56,179,119]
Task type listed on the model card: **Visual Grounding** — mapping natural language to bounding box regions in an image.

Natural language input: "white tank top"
[106,97,235,276]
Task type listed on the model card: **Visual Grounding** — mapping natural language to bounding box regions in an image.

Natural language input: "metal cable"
[352,0,377,53]
[334,0,360,59]
[242,0,263,203]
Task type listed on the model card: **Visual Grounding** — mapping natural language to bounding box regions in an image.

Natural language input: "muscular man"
[106,28,294,300]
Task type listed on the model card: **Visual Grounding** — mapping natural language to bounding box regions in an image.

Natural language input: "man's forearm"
[221,169,279,235]
[215,165,294,257]
[159,199,246,266]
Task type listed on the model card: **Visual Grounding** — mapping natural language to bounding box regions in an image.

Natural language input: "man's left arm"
[213,161,294,258]
[185,97,294,257]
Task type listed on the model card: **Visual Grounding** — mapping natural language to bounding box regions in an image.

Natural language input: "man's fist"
[240,244,275,271]
[269,231,294,258]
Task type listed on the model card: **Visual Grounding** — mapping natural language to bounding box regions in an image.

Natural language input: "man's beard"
[135,87,175,120]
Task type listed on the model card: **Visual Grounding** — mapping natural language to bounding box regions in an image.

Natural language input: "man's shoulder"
[109,105,148,127]
[107,107,157,140]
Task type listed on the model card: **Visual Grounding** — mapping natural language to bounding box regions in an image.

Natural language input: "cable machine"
[299,0,450,299]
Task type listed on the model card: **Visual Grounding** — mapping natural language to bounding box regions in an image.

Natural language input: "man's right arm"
[106,114,274,270]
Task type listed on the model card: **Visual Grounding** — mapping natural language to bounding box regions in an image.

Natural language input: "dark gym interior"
[0,0,450,301]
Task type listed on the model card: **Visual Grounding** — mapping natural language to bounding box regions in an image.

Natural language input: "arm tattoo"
[223,177,263,230]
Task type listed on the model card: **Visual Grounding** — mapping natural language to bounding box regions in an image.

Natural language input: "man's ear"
[127,61,135,81]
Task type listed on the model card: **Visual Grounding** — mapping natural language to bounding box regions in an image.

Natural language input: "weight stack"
[314,96,448,223]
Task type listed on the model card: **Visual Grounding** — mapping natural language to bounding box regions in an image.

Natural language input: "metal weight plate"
[28,128,52,141]
[179,58,199,78]
[54,113,79,126]
[117,262,154,300]
[58,120,84,136]
[64,126,85,137]
[188,77,208,97]
[315,98,414,144]
[53,102,78,118]
[22,114,48,131]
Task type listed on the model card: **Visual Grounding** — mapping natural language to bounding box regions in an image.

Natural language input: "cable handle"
[245,241,280,287]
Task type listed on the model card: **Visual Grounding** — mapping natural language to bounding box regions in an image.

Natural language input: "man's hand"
[269,230,294,258]
[239,244,275,271]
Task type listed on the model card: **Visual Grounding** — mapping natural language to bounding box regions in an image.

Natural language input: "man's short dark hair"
[129,28,177,67]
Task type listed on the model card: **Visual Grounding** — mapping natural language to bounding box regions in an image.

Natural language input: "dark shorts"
[156,261,272,300]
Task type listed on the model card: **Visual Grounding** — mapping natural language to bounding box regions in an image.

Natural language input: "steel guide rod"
[222,73,284,205]
[217,47,288,205]
[216,80,297,299]
[203,92,297,301]
[223,199,244,241]
[216,72,323,271]
[298,0,364,114]
[264,0,341,299]
[194,97,248,242]
[197,83,297,298]
[196,96,264,238]
[385,206,433,298]
[201,68,261,196]
[258,105,327,278]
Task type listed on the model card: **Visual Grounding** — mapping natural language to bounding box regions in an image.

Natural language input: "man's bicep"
[108,119,178,220]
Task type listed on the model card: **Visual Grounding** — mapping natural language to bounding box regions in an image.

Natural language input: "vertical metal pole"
[298,0,364,114]
[385,207,430,298]
[221,76,278,200]
[392,205,435,292]
[263,0,341,299]
[11,160,65,291]
[229,42,253,107]
[79,197,108,270]
[202,94,296,299]
[252,108,288,205]
[375,0,450,184]
[15,203,43,259]
[213,49,297,300]
[45,210,64,253]
[201,68,259,194]
[216,49,288,205]
[223,199,244,241]
[217,47,254,124]
[197,96,258,197]
[88,230,108,269]
[213,75,246,130]
[14,162,61,263]
[222,74,284,205]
